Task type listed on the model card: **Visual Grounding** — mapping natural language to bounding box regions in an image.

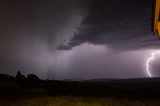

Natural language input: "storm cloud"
[0,0,159,79]
[60,0,160,51]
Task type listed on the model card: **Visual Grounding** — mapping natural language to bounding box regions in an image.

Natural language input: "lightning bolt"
[146,51,160,78]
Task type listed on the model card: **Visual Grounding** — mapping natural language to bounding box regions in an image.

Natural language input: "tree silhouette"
[27,74,39,81]
[16,71,25,81]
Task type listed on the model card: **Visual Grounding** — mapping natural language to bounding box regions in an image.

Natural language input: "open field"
[0,96,160,106]
[1,75,160,106]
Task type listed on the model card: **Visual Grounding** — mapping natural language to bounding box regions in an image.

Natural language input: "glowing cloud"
[146,50,160,78]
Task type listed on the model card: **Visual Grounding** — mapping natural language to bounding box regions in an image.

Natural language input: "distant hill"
[82,77,160,83]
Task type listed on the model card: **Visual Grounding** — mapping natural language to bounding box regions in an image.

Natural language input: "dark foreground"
[1,74,160,105]
[1,96,160,106]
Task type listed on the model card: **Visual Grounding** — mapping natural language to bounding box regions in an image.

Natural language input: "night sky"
[0,0,160,80]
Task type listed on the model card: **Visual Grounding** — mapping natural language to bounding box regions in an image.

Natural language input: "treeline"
[0,71,56,98]
[1,71,46,88]
[0,71,42,81]
[1,72,160,100]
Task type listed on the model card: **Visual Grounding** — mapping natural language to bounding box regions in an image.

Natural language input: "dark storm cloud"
[0,0,85,51]
[60,0,160,51]
[0,0,159,79]
[0,0,86,76]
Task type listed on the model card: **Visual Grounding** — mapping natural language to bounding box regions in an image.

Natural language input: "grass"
[0,96,160,106]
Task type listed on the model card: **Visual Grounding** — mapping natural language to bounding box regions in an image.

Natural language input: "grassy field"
[0,96,160,106]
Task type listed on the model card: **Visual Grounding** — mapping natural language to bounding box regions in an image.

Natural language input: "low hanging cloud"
[59,0,160,51]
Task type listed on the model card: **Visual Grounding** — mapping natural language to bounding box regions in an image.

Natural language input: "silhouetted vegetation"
[16,71,25,81]
[1,71,160,101]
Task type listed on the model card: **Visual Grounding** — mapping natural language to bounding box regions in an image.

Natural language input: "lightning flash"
[146,51,160,78]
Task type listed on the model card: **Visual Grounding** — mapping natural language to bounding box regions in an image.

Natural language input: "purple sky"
[0,0,160,80]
